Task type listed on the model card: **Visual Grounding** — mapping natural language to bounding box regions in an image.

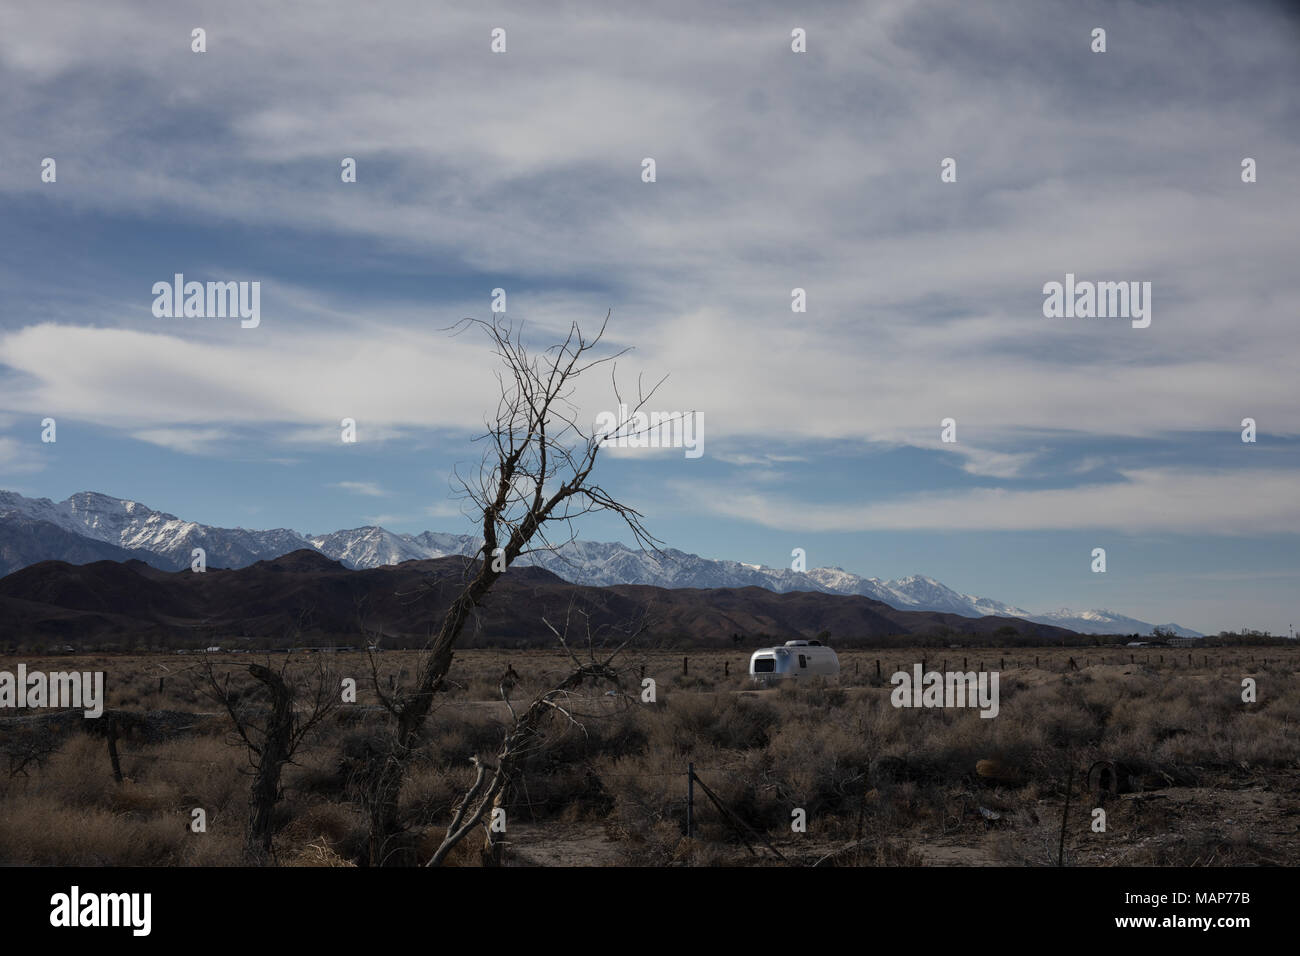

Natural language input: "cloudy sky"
[1,0,1297,634]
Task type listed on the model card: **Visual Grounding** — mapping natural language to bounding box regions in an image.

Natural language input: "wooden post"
[1000,657,1004,670]
[875,659,881,680]
[106,717,123,785]
[1035,656,1039,668]
[640,664,646,680]
[854,661,859,675]
[724,661,729,677]
[963,657,967,669]
[158,676,165,694]
[683,656,688,676]
[1058,762,1074,867]
[686,763,694,838]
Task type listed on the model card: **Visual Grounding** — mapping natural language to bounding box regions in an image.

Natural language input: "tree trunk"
[367,564,502,865]
[245,664,293,864]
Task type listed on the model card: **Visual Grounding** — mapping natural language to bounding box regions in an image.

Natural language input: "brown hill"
[0,550,1080,649]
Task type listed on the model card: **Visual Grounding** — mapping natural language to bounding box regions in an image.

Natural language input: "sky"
[0,0,1297,635]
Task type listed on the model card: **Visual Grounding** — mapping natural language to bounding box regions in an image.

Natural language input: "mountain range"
[0,490,1203,637]
[0,551,1083,648]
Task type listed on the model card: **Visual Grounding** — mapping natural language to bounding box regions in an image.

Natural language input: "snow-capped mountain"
[0,490,312,570]
[803,570,1033,618]
[0,489,1204,636]
[1027,608,1202,638]
[308,526,444,568]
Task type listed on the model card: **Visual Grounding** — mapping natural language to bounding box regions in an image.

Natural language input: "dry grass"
[2,646,1297,866]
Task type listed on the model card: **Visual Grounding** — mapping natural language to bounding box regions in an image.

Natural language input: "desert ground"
[2,645,1297,866]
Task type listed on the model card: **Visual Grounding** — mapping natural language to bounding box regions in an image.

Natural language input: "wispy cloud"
[0,435,46,475]
[131,427,236,455]
[333,481,389,498]
[675,468,1300,536]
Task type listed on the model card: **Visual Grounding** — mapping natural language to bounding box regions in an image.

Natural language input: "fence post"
[105,716,123,785]
[1058,762,1074,867]
[876,660,881,679]
[683,656,688,676]
[687,763,694,838]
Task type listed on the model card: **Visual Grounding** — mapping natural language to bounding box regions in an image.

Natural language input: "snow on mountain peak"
[0,489,1204,636]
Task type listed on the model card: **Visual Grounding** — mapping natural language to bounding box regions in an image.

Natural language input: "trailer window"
[799,654,807,668]
[753,658,775,673]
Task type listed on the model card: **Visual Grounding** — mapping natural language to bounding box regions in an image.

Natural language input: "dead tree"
[361,313,660,866]
[427,614,638,867]
[202,656,338,863]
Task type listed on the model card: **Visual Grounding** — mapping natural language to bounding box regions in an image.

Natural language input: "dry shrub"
[415,825,484,867]
[652,692,779,754]
[283,840,358,867]
[1121,828,1281,866]
[0,795,192,865]
[276,801,366,865]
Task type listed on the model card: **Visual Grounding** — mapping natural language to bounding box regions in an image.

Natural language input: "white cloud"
[333,481,389,498]
[0,435,47,475]
[944,445,1039,479]
[674,468,1300,536]
[424,501,471,520]
[131,427,236,455]
[0,0,1295,478]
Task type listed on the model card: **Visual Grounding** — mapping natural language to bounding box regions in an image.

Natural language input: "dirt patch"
[506,822,624,867]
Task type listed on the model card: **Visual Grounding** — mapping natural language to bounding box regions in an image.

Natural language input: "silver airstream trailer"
[749,640,840,684]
